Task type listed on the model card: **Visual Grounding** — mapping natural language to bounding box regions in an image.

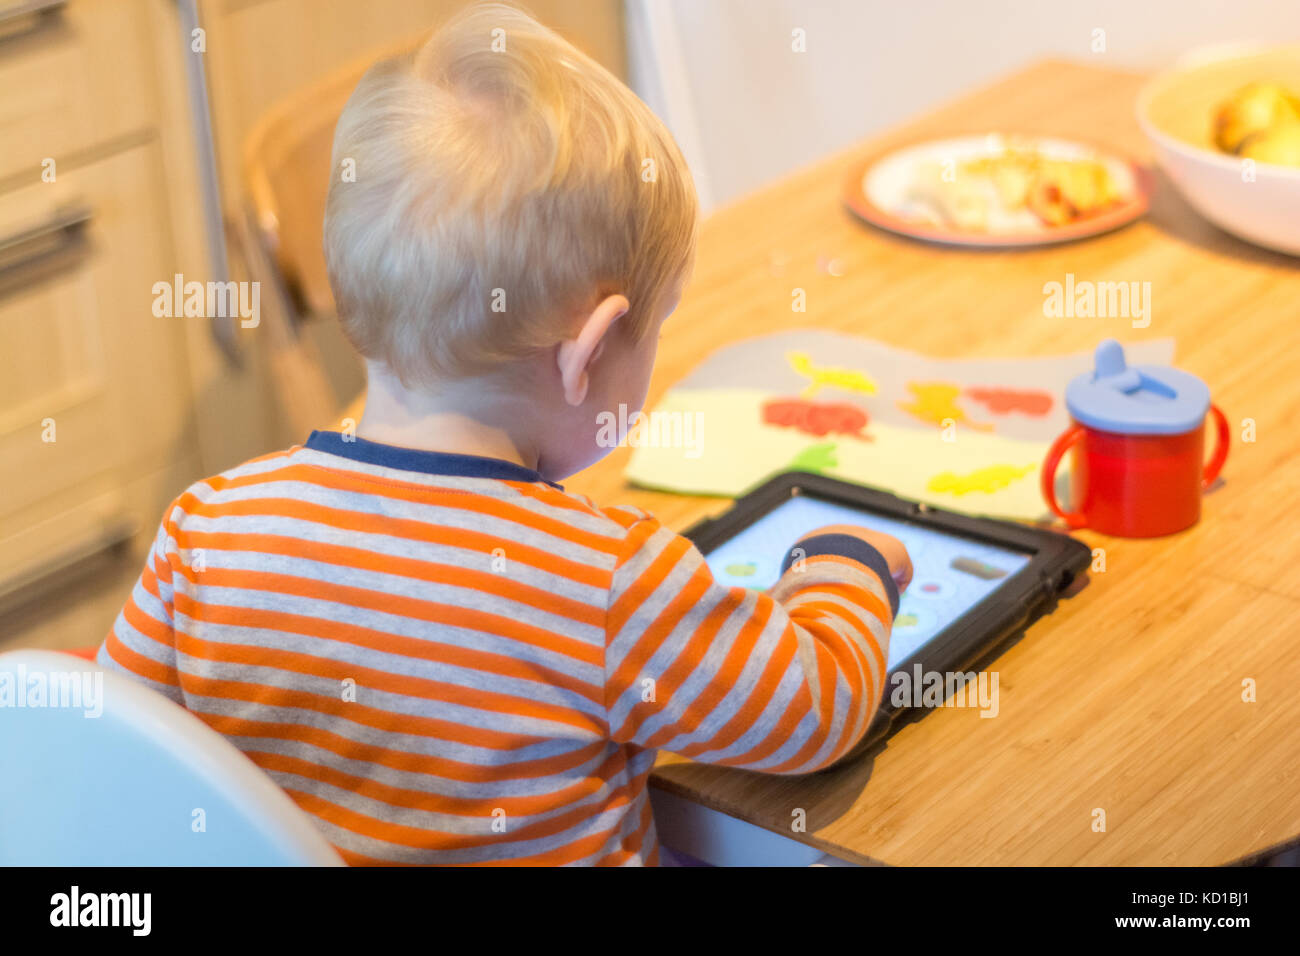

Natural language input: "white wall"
[627,0,1300,211]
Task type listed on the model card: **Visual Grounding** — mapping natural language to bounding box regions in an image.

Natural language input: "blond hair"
[323,3,698,384]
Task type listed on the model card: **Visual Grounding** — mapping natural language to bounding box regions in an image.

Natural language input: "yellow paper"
[623,332,1176,521]
[625,388,1053,520]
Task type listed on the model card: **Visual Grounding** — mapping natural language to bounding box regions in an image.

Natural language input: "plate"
[843,133,1152,248]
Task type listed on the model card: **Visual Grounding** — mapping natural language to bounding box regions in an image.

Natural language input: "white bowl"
[1137,46,1300,256]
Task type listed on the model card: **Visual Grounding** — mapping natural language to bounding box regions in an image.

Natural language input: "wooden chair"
[240,44,396,437]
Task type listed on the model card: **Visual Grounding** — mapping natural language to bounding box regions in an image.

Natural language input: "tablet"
[685,472,1090,761]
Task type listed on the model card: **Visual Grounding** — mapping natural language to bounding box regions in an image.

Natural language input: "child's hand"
[798,525,913,592]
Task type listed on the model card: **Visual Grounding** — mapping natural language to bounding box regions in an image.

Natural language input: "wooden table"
[564,59,1300,866]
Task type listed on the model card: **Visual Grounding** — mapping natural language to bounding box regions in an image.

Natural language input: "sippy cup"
[1041,339,1229,537]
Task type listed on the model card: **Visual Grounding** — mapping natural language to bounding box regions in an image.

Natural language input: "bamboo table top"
[563,59,1300,866]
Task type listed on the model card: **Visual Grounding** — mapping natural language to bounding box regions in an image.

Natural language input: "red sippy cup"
[1041,339,1229,537]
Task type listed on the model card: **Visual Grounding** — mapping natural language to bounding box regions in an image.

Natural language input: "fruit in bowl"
[1212,82,1300,156]
[1239,119,1300,167]
[1139,46,1300,256]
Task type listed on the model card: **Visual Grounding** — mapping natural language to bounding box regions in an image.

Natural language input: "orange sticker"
[965,386,1053,416]
[762,397,872,440]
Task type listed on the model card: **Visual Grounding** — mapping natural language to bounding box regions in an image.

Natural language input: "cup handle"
[1042,424,1087,529]
[1202,403,1230,490]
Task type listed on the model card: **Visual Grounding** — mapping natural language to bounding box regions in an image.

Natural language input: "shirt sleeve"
[97,499,185,705]
[602,512,894,773]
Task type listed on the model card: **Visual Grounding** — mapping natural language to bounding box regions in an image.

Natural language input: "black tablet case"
[684,472,1091,764]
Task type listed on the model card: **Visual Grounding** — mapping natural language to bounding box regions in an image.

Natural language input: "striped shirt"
[99,430,895,865]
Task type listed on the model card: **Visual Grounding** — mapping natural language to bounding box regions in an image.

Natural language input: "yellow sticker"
[787,352,878,398]
[899,382,994,431]
[927,463,1036,495]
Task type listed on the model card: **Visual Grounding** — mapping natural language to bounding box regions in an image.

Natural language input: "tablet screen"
[700,495,1033,668]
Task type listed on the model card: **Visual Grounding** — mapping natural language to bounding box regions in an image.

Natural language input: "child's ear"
[556,294,629,406]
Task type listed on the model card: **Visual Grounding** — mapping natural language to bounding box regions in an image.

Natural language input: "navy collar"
[304,431,562,488]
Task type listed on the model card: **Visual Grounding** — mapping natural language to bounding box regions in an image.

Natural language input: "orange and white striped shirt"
[99,431,895,865]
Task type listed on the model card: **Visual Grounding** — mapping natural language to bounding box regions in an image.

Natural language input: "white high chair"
[0,649,343,866]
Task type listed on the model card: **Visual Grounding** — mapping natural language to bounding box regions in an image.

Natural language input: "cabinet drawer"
[0,139,196,590]
[0,0,156,180]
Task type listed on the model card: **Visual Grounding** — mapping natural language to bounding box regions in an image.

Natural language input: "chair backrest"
[242,54,369,321]
[0,649,343,866]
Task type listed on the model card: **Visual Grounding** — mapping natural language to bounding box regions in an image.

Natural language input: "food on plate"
[907,144,1124,231]
[1212,82,1300,165]
[1025,157,1123,226]
[908,165,990,230]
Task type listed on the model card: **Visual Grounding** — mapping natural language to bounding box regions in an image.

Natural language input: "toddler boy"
[100,3,910,865]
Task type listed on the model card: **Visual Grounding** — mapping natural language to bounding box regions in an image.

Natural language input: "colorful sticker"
[927,463,1036,495]
[964,386,1053,416]
[899,382,993,431]
[762,397,872,440]
[787,352,879,398]
[786,442,839,473]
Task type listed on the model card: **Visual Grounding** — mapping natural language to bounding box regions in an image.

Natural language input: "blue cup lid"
[1065,340,1210,436]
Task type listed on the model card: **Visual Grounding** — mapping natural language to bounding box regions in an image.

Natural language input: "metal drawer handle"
[0,513,135,614]
[0,203,92,282]
[0,0,66,33]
